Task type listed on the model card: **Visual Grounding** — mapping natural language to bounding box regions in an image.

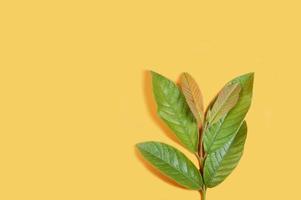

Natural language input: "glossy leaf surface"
[203,73,253,154]
[151,71,198,153]
[206,83,241,124]
[136,141,203,190]
[204,121,247,187]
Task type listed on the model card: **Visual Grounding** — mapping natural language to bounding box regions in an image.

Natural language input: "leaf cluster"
[136,71,254,199]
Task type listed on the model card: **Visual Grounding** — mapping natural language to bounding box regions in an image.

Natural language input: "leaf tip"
[149,70,156,75]
[179,72,191,80]
[245,72,255,79]
[135,142,144,150]
[150,70,161,78]
[241,72,255,81]
[136,141,154,151]
[228,72,255,87]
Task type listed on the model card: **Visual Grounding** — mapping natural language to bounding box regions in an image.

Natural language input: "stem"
[198,126,204,159]
[198,121,207,200]
[200,189,206,200]
[195,153,204,172]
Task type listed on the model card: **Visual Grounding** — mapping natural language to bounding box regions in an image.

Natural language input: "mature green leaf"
[206,83,241,124]
[203,121,247,188]
[136,142,203,190]
[151,71,198,153]
[203,73,253,154]
[180,72,205,127]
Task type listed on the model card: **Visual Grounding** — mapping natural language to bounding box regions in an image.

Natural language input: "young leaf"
[203,121,247,187]
[136,142,203,190]
[180,72,205,127]
[206,83,241,124]
[151,71,198,153]
[203,73,254,154]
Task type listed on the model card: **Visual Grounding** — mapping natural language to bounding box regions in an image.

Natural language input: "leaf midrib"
[140,147,201,188]
[205,117,225,153]
[206,135,237,185]
[209,84,239,123]
[183,73,202,121]
[158,83,197,151]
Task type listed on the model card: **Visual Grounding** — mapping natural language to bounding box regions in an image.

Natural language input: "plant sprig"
[136,71,254,199]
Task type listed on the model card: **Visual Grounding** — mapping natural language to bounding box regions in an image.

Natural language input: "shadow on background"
[142,70,183,146]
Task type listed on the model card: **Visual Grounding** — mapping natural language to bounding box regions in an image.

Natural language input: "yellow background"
[0,0,300,199]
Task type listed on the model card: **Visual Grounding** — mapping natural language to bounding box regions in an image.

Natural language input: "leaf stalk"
[200,189,206,200]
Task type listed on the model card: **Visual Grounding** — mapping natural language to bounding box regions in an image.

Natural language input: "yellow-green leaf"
[206,83,241,124]
[203,73,254,154]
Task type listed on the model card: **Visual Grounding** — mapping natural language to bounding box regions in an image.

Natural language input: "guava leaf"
[180,72,205,127]
[206,83,241,124]
[151,71,198,153]
[203,73,253,154]
[203,121,247,187]
[136,141,203,190]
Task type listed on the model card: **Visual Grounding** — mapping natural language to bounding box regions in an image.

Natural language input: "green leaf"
[151,71,198,153]
[180,72,205,127]
[203,121,247,188]
[136,141,203,190]
[206,83,241,124]
[203,73,254,154]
